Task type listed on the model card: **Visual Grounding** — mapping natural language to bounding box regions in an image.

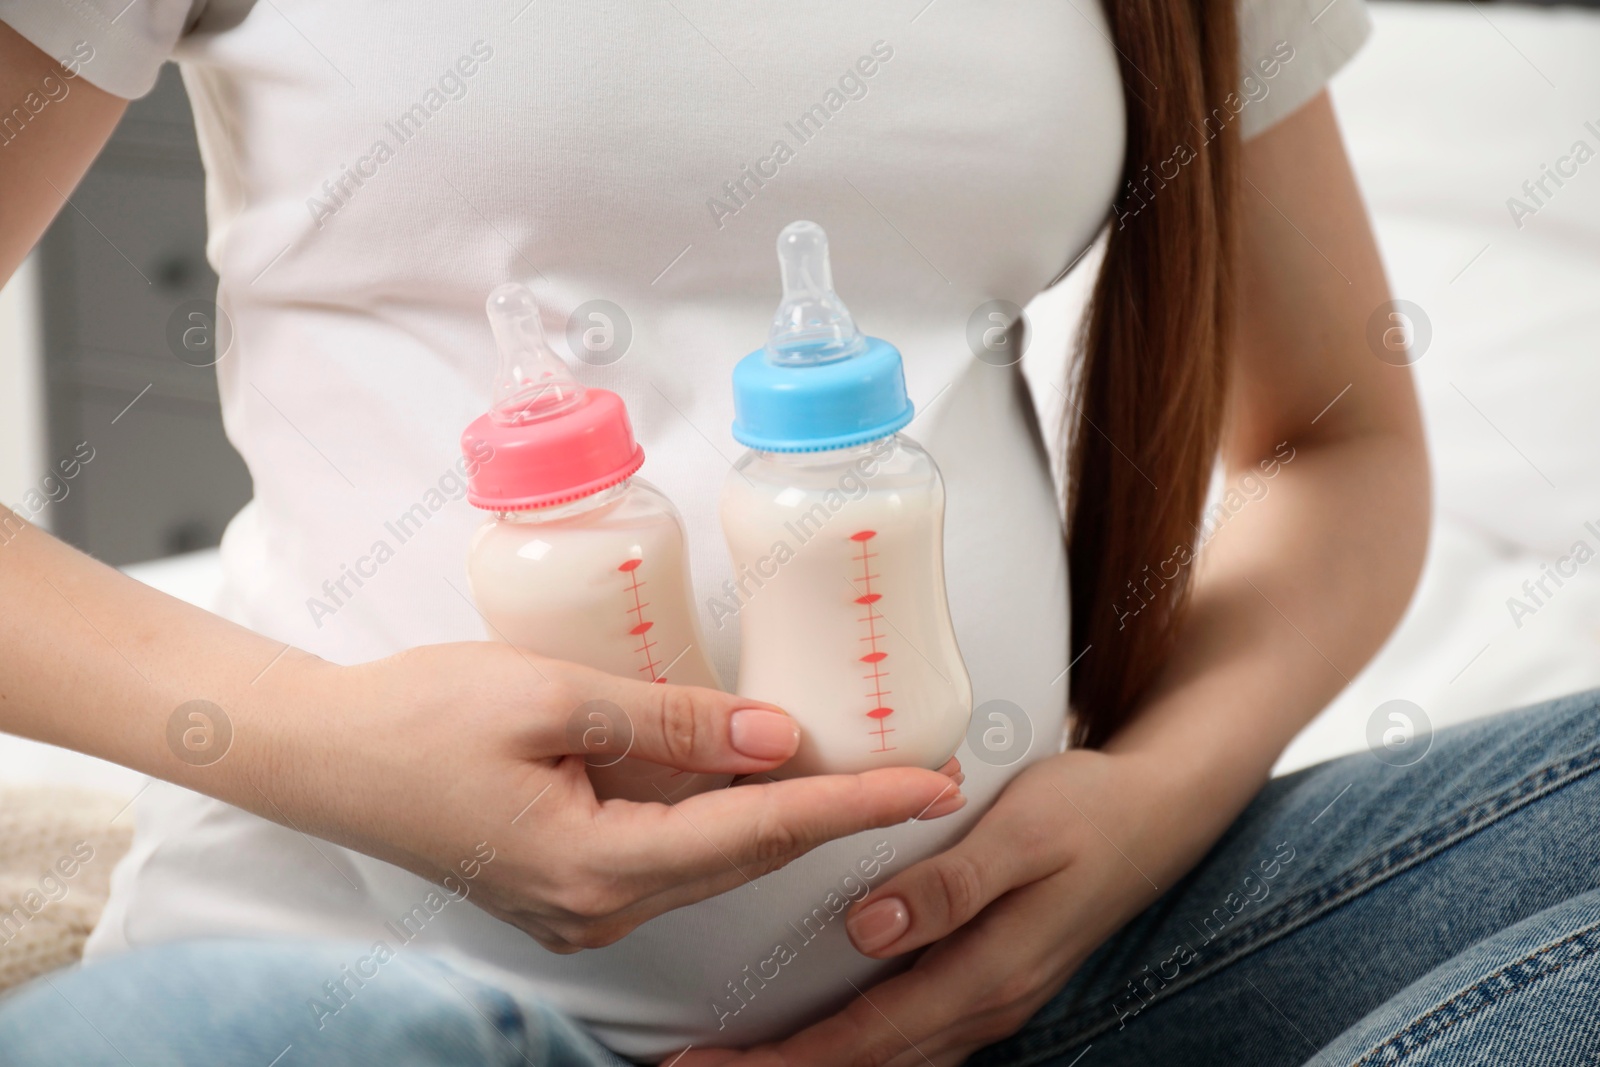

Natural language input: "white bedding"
[3,1,1598,794]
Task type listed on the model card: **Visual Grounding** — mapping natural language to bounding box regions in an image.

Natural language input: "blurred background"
[0,67,250,569]
[1,0,1598,892]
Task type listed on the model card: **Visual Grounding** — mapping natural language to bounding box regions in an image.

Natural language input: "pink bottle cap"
[462,284,644,511]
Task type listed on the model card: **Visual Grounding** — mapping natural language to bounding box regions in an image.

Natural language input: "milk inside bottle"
[721,222,972,778]
[462,283,727,802]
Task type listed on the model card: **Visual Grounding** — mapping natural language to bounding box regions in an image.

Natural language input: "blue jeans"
[4,691,1599,1065]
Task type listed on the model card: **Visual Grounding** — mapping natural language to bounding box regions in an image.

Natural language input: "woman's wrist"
[1076,745,1243,892]
[1075,688,1284,902]
[150,645,346,830]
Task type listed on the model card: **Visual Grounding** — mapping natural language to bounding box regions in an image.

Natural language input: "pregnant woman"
[2,1,1598,1064]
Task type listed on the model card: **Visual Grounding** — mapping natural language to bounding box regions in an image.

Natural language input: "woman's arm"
[684,89,1429,1067]
[0,23,964,951]
[0,21,126,281]
[1100,84,1430,872]
[1,510,965,949]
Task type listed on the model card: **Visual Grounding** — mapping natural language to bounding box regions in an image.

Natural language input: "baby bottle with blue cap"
[720,221,972,778]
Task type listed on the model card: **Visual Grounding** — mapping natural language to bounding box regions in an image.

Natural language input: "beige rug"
[0,786,136,993]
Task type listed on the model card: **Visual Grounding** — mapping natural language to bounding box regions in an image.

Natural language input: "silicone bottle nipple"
[766,221,867,366]
[487,282,585,425]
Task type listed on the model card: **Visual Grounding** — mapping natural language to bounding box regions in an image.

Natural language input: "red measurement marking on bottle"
[851,530,895,753]
[619,557,665,683]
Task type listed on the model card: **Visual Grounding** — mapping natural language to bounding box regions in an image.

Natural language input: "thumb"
[564,668,802,776]
[844,816,1049,958]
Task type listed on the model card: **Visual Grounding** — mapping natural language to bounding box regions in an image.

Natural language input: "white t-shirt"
[3,0,1369,1057]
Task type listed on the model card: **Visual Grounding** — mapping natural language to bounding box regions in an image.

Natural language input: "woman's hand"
[0,512,965,956]
[675,748,1178,1066]
[254,642,967,954]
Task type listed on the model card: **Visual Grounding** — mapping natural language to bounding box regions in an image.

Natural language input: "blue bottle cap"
[731,221,914,452]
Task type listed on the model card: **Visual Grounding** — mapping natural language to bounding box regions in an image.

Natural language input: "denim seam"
[1009,737,1600,1063]
[1349,918,1600,1066]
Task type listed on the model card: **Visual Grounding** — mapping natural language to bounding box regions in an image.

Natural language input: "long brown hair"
[1067,0,1240,748]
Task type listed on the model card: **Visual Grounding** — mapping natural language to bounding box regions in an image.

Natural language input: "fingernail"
[918,789,967,820]
[729,709,800,760]
[848,896,910,954]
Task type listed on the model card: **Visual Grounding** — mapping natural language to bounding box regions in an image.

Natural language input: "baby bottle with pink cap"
[462,283,727,802]
[720,222,972,779]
